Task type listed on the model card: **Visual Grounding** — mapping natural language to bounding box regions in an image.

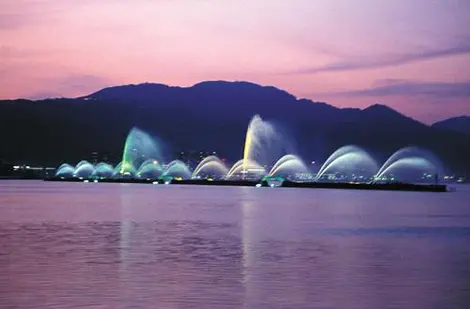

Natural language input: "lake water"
[0,180,469,308]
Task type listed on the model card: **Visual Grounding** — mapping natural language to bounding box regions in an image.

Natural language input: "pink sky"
[1,0,469,123]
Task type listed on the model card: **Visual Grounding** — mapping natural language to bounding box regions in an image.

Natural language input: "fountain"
[48,114,448,192]
[94,163,114,178]
[73,160,95,178]
[120,127,164,176]
[316,145,379,181]
[163,160,192,179]
[55,163,75,177]
[136,159,162,179]
[112,162,125,177]
[268,154,309,178]
[192,156,228,179]
[375,147,441,182]
[241,115,291,173]
[226,159,266,180]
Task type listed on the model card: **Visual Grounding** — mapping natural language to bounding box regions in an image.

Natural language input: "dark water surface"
[1,180,469,308]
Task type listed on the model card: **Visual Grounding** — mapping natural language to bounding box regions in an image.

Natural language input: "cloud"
[333,80,470,98]
[291,41,470,74]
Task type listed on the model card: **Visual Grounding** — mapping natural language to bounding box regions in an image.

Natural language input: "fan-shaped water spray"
[269,154,309,177]
[136,159,162,179]
[120,128,163,175]
[55,163,75,177]
[192,156,228,179]
[94,163,114,178]
[316,146,378,181]
[163,160,192,179]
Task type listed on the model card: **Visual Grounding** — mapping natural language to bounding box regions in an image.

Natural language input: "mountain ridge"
[432,116,470,135]
[0,81,469,176]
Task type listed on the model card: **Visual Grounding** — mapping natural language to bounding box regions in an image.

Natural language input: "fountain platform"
[280,180,447,192]
[44,177,448,192]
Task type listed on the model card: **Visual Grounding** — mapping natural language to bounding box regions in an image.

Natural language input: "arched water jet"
[163,160,192,179]
[112,162,123,177]
[120,127,163,175]
[269,154,309,178]
[55,163,75,177]
[226,159,266,180]
[316,146,378,181]
[75,160,91,170]
[226,160,244,179]
[94,163,114,178]
[136,159,162,179]
[376,156,439,182]
[375,147,441,181]
[74,161,95,178]
[192,156,228,179]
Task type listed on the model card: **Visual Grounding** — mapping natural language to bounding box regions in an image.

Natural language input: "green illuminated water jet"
[120,128,163,176]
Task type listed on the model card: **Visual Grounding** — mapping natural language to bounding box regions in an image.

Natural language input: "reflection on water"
[0,181,470,308]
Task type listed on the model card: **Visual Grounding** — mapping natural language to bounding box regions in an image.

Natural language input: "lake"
[1,180,469,308]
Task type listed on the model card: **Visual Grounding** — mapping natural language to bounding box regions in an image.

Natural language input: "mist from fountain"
[268,154,309,178]
[316,145,379,180]
[192,156,228,179]
[163,160,192,179]
[120,127,164,176]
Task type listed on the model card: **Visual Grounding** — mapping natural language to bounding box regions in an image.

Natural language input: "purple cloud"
[292,40,470,74]
[334,80,470,98]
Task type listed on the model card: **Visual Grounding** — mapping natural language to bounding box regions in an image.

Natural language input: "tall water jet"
[120,128,163,176]
[316,145,378,181]
[192,156,228,179]
[269,154,309,178]
[242,115,288,174]
[94,163,114,178]
[55,163,75,177]
[226,159,266,180]
[136,159,162,179]
[163,160,192,179]
[375,147,442,182]
[74,160,95,178]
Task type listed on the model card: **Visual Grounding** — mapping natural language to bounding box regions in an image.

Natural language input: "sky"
[1,0,469,123]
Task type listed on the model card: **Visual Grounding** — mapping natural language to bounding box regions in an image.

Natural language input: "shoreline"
[40,177,449,192]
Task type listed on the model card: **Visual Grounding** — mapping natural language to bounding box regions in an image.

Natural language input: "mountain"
[0,81,469,175]
[432,116,470,135]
